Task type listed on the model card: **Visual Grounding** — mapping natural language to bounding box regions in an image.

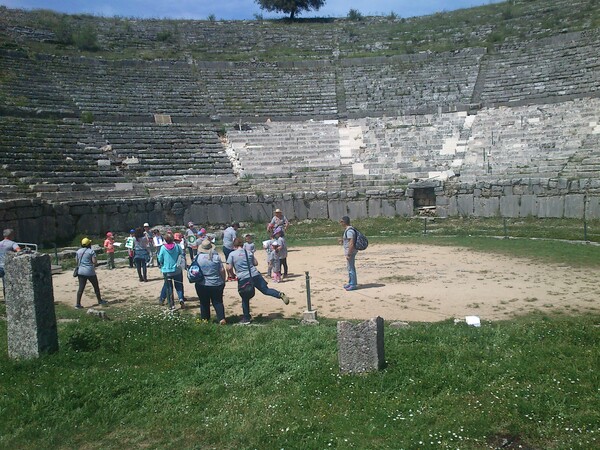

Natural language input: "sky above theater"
[0,0,504,20]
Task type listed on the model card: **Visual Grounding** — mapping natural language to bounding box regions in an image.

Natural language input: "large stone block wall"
[2,180,599,244]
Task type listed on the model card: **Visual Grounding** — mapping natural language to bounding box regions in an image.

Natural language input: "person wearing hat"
[75,237,107,308]
[269,209,289,236]
[194,239,227,324]
[103,232,115,270]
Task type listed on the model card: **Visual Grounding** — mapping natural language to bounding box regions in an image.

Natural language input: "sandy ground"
[48,243,600,323]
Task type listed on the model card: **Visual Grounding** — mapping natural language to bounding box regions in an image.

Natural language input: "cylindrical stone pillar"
[5,252,58,359]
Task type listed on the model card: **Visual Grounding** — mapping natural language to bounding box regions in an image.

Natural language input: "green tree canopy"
[255,0,326,19]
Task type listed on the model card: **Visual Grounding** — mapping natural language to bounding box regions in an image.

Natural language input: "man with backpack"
[340,216,359,291]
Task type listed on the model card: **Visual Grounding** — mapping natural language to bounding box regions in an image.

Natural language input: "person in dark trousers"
[75,237,107,308]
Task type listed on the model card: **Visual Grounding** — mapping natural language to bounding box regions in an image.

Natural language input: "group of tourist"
[1,208,361,324]
[70,209,293,325]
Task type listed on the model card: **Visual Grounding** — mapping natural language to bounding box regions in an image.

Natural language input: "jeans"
[160,271,184,306]
[134,257,147,281]
[195,283,225,321]
[237,274,281,320]
[76,275,102,306]
[346,252,357,287]
[223,246,233,261]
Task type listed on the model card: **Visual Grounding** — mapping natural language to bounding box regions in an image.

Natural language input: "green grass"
[0,310,598,449]
[4,0,600,61]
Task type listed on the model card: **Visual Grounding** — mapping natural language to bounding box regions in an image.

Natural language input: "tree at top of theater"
[255,0,326,20]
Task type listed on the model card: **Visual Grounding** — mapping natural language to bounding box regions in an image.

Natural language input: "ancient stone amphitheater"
[0,2,599,243]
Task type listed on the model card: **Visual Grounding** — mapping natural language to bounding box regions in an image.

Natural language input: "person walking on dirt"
[75,237,107,308]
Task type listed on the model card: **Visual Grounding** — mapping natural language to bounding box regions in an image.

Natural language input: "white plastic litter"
[465,316,481,327]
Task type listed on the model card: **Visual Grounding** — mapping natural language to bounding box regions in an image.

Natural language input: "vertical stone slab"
[564,194,584,219]
[307,200,328,219]
[395,199,413,217]
[337,317,385,374]
[347,200,367,219]
[519,195,537,218]
[5,253,58,359]
[457,194,474,216]
[328,200,348,221]
[499,195,519,218]
[538,196,564,218]
[475,197,500,217]
[585,196,600,220]
[367,198,383,217]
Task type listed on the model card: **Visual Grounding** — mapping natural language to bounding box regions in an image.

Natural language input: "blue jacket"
[158,244,182,274]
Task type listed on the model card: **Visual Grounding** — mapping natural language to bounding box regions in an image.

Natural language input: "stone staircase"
[227,120,343,192]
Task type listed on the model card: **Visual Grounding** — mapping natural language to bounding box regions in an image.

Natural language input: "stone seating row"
[0,50,77,114]
[480,31,600,105]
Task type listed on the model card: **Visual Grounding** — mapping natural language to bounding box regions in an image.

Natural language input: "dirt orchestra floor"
[49,243,600,322]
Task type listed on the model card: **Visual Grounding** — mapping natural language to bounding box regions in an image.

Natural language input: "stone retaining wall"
[2,179,599,244]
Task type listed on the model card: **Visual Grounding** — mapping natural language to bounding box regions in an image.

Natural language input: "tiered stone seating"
[96,122,236,187]
[460,98,600,182]
[480,30,600,106]
[0,50,78,116]
[0,117,127,189]
[352,112,468,181]
[196,61,338,119]
[227,121,343,191]
[40,56,208,118]
[342,49,483,116]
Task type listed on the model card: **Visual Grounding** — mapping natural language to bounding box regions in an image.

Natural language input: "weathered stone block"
[538,196,565,218]
[519,195,537,217]
[5,253,58,359]
[328,200,348,221]
[564,194,584,219]
[395,199,413,217]
[457,194,474,216]
[347,201,367,219]
[307,200,328,219]
[585,196,600,219]
[499,195,519,217]
[476,196,500,217]
[337,317,385,374]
